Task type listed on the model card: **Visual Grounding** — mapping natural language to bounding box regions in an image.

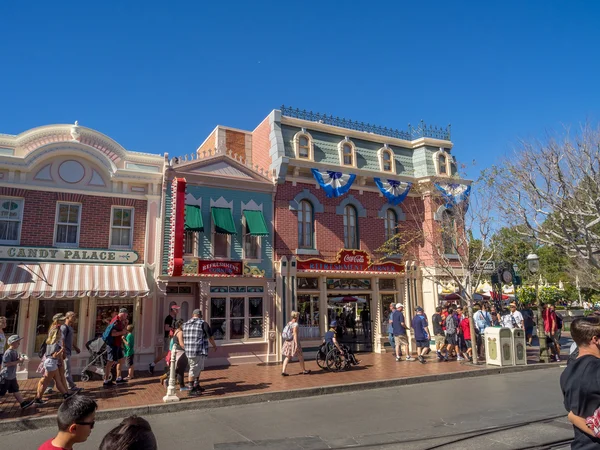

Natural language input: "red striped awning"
[0,263,149,299]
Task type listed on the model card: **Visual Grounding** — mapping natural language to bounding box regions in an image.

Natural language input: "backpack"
[102,318,118,346]
[282,322,294,341]
[38,341,47,359]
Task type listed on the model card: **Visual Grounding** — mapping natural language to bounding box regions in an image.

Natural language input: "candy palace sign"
[0,246,139,264]
[297,249,404,273]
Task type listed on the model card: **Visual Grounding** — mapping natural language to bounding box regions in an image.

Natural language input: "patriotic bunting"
[374,178,412,205]
[311,169,356,198]
[434,183,471,209]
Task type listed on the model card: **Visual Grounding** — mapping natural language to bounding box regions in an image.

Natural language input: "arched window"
[344,205,359,249]
[384,209,397,242]
[298,136,310,159]
[441,209,456,254]
[382,150,393,172]
[342,143,353,166]
[298,200,314,248]
[438,154,447,175]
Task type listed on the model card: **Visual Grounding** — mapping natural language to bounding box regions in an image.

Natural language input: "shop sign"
[199,260,243,276]
[297,249,404,273]
[0,245,139,264]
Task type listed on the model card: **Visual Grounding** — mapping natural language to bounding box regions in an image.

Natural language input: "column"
[372,276,381,352]
[319,275,327,336]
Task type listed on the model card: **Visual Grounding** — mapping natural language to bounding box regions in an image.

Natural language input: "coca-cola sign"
[297,249,404,274]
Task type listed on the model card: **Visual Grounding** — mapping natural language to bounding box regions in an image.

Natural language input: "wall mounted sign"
[199,260,243,276]
[297,249,404,274]
[0,246,139,264]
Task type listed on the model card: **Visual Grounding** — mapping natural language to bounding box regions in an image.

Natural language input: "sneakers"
[395,356,402,362]
[418,355,426,364]
[555,355,561,362]
[443,356,449,362]
[44,387,54,395]
[179,386,191,392]
[188,387,202,397]
[405,355,413,361]
[20,400,35,410]
[436,351,442,360]
[69,386,83,394]
[115,378,128,384]
[34,398,47,406]
[457,356,466,361]
[148,363,155,375]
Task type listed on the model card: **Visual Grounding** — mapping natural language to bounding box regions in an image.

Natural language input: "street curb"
[0,363,562,433]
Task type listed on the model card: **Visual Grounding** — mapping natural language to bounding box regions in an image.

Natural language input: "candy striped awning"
[0,263,149,299]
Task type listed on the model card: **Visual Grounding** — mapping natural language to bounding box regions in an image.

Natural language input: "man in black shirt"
[148,305,180,375]
[431,307,445,360]
[560,316,600,448]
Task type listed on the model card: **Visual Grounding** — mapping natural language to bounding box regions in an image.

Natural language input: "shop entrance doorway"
[327,294,372,353]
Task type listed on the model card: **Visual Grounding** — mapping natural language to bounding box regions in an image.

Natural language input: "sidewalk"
[0,339,567,428]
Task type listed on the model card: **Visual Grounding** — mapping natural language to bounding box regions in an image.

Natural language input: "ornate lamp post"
[527,253,549,363]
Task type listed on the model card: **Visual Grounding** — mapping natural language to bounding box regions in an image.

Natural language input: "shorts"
[44,357,59,372]
[434,335,446,347]
[416,339,429,348]
[188,355,206,378]
[465,340,472,349]
[126,355,134,367]
[0,378,19,395]
[546,331,560,341]
[394,335,408,346]
[525,327,534,336]
[446,333,458,346]
[107,346,124,362]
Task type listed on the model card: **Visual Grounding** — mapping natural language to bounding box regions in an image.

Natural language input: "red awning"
[0,263,149,299]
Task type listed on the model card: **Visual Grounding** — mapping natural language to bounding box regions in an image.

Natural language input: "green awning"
[243,210,269,236]
[185,205,203,232]
[211,207,236,234]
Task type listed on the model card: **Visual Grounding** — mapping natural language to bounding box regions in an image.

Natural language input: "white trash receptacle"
[511,328,527,365]
[485,327,513,366]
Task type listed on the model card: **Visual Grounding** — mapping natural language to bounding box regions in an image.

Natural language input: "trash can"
[511,328,527,365]
[485,327,513,366]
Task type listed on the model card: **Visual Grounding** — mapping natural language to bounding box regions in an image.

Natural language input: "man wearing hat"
[0,335,34,409]
[391,303,409,361]
[149,305,180,375]
[411,307,431,364]
[182,309,217,396]
[103,308,129,387]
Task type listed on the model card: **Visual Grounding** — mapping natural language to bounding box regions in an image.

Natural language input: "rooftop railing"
[280,105,451,141]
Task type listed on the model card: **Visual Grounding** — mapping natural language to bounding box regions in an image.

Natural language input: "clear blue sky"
[1,1,599,179]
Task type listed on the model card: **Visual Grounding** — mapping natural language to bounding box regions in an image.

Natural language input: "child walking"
[123,325,135,380]
[0,335,34,409]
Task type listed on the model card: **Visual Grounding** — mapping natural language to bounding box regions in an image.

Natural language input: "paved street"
[0,367,570,449]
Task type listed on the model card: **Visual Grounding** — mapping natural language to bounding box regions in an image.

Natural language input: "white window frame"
[297,200,314,249]
[184,230,198,256]
[109,206,135,249]
[343,205,359,249]
[54,202,82,248]
[338,137,357,168]
[0,197,24,245]
[378,146,395,173]
[242,216,262,262]
[433,148,452,176]
[211,222,231,259]
[293,129,314,161]
[209,294,265,343]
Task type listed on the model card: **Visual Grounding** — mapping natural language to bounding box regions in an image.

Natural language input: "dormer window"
[338,138,357,167]
[433,148,451,176]
[293,130,314,160]
[439,154,447,175]
[343,144,353,165]
[382,150,392,172]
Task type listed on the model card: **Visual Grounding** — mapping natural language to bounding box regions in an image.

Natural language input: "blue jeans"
[388,332,394,349]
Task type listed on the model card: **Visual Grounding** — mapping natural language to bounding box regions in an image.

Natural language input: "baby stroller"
[80,336,111,382]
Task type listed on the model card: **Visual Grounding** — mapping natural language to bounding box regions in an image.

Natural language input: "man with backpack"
[182,309,217,396]
[102,308,128,388]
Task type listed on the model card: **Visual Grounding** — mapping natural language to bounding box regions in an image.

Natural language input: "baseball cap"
[192,308,201,315]
[330,320,338,327]
[395,303,403,309]
[53,313,66,322]
[119,308,129,314]
[171,305,181,311]
[8,335,23,344]
[416,307,424,312]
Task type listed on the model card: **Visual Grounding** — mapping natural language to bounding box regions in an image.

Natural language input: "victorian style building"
[0,123,164,377]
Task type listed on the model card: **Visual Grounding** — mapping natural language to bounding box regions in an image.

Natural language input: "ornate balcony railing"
[280,105,451,141]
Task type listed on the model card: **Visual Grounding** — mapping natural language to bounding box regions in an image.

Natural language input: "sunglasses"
[75,421,95,429]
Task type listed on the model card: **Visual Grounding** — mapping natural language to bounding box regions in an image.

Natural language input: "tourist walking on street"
[490,305,501,326]
[360,306,371,340]
[183,309,217,395]
[509,302,524,329]
[282,311,311,376]
[392,303,409,361]
[445,307,461,361]
[98,415,157,450]
[431,307,445,360]
[47,312,81,394]
[521,304,535,346]
[411,307,430,364]
[149,305,180,375]
[474,304,492,359]
[543,303,561,362]
[35,319,74,404]
[102,308,128,387]
[1,335,34,409]
[123,325,135,381]
[387,303,396,353]
[37,395,97,450]
[459,311,474,362]
[170,319,189,391]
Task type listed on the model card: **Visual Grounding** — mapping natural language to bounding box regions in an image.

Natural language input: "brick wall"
[274,182,425,261]
[5,188,147,262]
[225,129,248,161]
[251,116,272,175]
[197,129,216,155]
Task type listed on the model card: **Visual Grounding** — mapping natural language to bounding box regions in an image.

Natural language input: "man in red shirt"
[459,311,473,362]
[38,395,97,449]
[103,308,128,387]
[542,303,561,362]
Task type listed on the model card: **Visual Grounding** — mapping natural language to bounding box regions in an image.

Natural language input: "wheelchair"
[317,342,359,372]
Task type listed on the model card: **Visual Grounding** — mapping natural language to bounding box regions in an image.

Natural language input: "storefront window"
[209,295,265,341]
[95,299,134,338]
[297,278,318,290]
[297,295,320,339]
[0,300,20,334]
[326,279,371,290]
[379,279,396,291]
[380,294,396,337]
[36,300,80,353]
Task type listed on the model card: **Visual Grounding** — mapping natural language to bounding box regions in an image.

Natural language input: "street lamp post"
[163,345,179,403]
[526,253,549,363]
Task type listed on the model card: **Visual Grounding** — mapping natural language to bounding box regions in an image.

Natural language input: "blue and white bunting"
[374,178,412,205]
[311,169,356,198]
[434,183,471,209]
